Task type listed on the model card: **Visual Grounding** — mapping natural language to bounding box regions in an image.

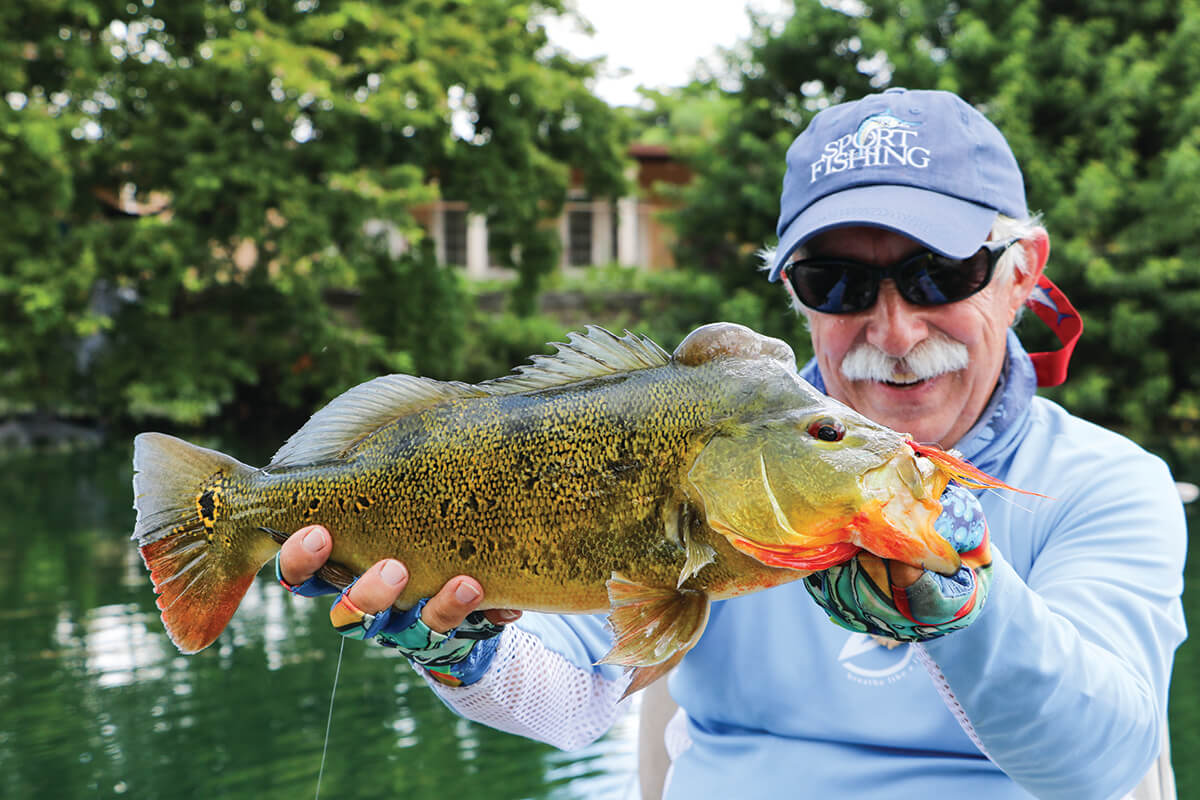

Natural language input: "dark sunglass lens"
[791,263,876,313]
[901,249,993,305]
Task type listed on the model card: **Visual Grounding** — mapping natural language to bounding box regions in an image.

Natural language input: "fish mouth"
[719,448,961,576]
[855,450,960,576]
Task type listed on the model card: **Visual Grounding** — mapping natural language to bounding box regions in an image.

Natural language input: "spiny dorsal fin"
[480,325,670,395]
[268,375,486,468]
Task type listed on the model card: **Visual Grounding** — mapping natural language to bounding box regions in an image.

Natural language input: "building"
[409,143,692,278]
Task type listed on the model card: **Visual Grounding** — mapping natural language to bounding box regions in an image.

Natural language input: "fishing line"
[314,636,346,800]
[981,486,1041,514]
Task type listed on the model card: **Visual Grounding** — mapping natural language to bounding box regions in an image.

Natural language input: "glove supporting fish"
[132,322,1016,693]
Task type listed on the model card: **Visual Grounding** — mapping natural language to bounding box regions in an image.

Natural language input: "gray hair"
[763,213,1042,321]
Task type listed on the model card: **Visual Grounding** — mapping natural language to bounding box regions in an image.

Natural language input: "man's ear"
[1008,227,1050,320]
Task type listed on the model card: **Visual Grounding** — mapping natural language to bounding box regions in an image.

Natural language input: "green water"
[0,444,636,800]
[0,442,1195,798]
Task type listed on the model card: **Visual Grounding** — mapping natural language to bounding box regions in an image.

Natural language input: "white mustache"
[840,335,970,384]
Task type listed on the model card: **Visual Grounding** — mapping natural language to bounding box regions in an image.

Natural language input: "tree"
[665,0,1200,446]
[0,0,629,427]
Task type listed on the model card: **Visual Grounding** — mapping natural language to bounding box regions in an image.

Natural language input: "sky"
[543,0,792,106]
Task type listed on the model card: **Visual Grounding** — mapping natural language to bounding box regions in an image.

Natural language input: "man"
[278,89,1186,798]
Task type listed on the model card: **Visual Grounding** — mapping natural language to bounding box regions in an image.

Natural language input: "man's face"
[799,226,1041,448]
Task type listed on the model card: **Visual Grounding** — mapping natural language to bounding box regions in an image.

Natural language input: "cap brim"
[769,185,999,282]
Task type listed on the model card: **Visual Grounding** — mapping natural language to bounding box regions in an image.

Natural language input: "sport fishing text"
[809,128,930,182]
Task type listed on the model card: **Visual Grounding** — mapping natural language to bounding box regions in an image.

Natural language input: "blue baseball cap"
[769,88,1027,282]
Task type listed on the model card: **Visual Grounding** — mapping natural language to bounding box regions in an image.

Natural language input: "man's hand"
[804,484,993,643]
[277,525,521,685]
[278,525,521,630]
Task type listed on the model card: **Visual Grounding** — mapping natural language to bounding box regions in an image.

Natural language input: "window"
[610,201,619,262]
[443,208,468,266]
[567,208,593,266]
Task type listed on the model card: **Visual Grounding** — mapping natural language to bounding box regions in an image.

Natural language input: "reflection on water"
[77,601,168,688]
[0,445,636,800]
[4,440,1197,799]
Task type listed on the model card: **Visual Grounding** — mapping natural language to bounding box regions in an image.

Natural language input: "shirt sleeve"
[420,612,633,751]
[920,452,1188,800]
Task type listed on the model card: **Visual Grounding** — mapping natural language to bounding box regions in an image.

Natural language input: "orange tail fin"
[132,433,278,653]
[906,440,1048,497]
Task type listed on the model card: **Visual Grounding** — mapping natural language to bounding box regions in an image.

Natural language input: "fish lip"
[859,453,961,576]
[895,450,928,500]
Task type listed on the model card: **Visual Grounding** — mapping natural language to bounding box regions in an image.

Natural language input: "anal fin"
[598,574,710,698]
[315,560,358,590]
[259,526,359,590]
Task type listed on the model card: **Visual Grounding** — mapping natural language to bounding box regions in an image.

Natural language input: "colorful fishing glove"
[803,484,993,643]
[275,559,505,687]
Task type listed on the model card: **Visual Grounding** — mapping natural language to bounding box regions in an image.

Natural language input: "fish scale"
[132,322,993,693]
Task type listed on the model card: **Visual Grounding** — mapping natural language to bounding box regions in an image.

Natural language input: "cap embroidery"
[810,111,928,182]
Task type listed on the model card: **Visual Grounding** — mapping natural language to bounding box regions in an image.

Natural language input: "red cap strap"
[1024,275,1082,387]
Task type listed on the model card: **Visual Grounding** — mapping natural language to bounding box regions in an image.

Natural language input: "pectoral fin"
[678,536,716,588]
[599,574,710,697]
[672,501,715,588]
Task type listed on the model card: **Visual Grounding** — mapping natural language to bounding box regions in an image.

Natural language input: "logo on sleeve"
[810,111,929,182]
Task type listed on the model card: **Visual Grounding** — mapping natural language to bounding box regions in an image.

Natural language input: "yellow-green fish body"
[132,323,963,691]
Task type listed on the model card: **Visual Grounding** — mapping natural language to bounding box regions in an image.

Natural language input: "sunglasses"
[783,238,1020,314]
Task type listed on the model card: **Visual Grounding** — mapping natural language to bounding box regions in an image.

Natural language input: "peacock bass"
[132,322,1015,692]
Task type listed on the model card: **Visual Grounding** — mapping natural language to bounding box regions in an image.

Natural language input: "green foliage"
[458,266,813,387]
[358,238,467,380]
[459,310,570,385]
[0,0,628,429]
[660,0,1200,444]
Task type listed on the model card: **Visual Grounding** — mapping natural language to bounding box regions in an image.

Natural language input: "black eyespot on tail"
[198,490,217,525]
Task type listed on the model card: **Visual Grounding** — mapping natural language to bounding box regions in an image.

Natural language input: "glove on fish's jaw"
[858,440,1046,577]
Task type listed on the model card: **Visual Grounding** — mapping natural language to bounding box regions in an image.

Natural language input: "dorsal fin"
[268,327,668,468]
[268,375,485,468]
[673,322,796,369]
[480,325,670,395]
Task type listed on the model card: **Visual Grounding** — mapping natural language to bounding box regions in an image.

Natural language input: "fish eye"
[807,417,846,442]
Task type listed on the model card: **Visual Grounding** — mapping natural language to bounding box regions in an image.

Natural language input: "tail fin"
[132,433,277,653]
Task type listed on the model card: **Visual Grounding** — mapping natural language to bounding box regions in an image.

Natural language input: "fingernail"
[302,527,326,552]
[454,581,481,605]
[496,609,522,622]
[381,560,408,587]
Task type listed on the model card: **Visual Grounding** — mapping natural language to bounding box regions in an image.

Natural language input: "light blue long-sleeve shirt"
[439,331,1187,799]
[665,332,1187,799]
